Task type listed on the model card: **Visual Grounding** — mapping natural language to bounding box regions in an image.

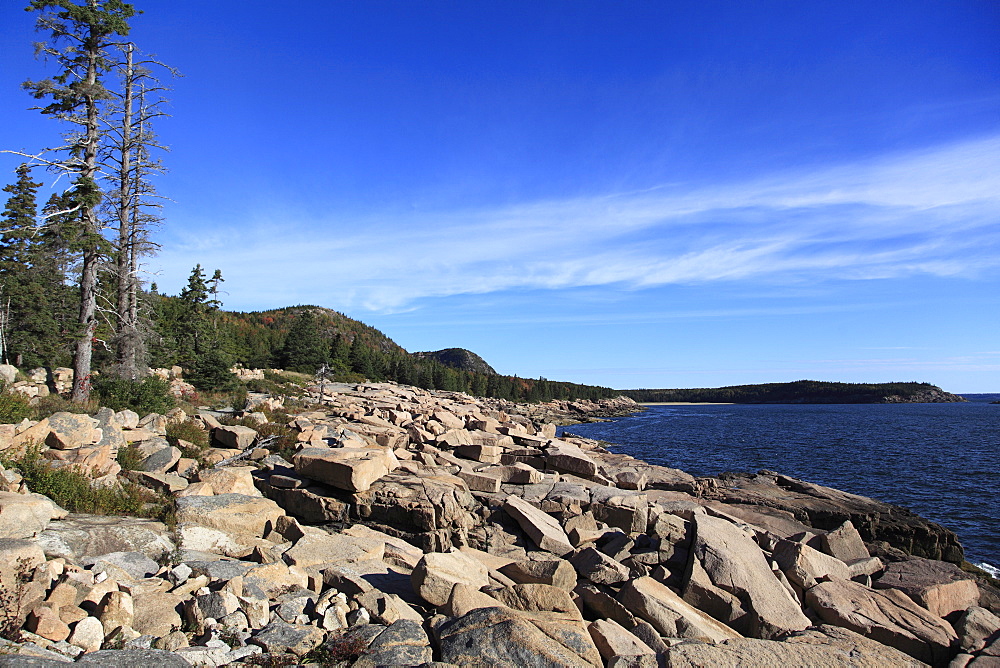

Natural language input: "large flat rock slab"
[175,493,284,557]
[352,469,481,552]
[545,440,599,477]
[75,649,193,666]
[805,578,959,665]
[503,494,574,556]
[706,471,964,563]
[293,446,398,492]
[875,557,980,617]
[692,513,811,639]
[0,491,66,539]
[36,513,174,561]
[436,605,599,667]
[411,550,489,607]
[212,425,257,450]
[619,575,742,643]
[665,624,927,668]
[587,618,656,664]
[352,619,433,668]
[44,412,99,449]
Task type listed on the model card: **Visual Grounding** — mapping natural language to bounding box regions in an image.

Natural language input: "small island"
[623,380,967,404]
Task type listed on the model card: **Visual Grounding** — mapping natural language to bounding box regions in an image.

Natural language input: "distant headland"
[622,380,967,404]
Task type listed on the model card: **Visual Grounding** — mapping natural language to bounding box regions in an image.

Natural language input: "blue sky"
[2,1,998,392]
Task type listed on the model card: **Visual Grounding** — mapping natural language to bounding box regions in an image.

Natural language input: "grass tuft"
[1,443,175,524]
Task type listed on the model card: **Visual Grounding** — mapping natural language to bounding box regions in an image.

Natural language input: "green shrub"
[277,395,308,413]
[263,370,307,384]
[306,633,369,665]
[166,419,210,459]
[1,444,173,521]
[219,414,297,460]
[263,408,292,425]
[244,378,267,393]
[0,391,33,423]
[32,393,92,419]
[187,350,239,392]
[116,444,144,472]
[256,421,298,462]
[93,376,176,415]
[218,414,262,429]
[248,371,307,398]
[245,377,296,396]
[231,387,248,411]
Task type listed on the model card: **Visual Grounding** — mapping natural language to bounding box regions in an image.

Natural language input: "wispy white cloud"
[156,134,1000,312]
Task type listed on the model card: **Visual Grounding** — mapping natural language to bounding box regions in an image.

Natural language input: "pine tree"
[21,0,137,401]
[144,265,237,391]
[0,165,42,272]
[348,337,373,379]
[0,165,42,364]
[0,166,75,367]
[279,309,328,372]
[174,264,209,367]
[330,332,349,364]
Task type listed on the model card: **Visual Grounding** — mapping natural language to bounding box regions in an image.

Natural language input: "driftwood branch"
[212,435,280,468]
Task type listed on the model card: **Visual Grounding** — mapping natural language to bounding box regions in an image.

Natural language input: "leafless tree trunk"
[113,42,138,379]
[104,43,174,380]
[0,295,10,366]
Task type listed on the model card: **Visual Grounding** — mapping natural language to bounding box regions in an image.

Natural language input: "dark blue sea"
[558,395,1000,572]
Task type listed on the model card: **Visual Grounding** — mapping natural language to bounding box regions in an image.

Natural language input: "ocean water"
[558,395,1000,571]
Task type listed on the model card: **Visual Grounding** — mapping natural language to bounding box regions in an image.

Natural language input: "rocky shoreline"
[0,381,997,667]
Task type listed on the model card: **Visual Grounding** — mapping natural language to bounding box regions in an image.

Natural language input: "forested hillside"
[412,348,498,375]
[148,281,615,402]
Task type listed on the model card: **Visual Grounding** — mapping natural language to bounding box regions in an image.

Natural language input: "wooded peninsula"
[623,380,967,404]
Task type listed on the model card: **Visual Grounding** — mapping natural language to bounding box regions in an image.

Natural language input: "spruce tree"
[0,166,75,367]
[348,336,374,379]
[22,0,137,401]
[329,332,350,370]
[170,265,235,390]
[175,264,209,367]
[0,165,42,365]
[279,309,328,373]
[0,165,42,272]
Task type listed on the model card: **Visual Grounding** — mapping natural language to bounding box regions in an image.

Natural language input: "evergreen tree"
[348,336,373,379]
[330,332,350,366]
[22,0,137,402]
[173,264,209,366]
[0,165,42,271]
[168,265,234,390]
[279,309,328,372]
[469,372,487,397]
[186,348,236,392]
[0,166,75,367]
[0,165,42,364]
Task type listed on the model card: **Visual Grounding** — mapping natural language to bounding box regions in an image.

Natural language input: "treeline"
[149,288,617,403]
[624,380,951,404]
[1,240,617,403]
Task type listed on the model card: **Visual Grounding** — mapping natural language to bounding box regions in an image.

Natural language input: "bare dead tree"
[101,41,176,380]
